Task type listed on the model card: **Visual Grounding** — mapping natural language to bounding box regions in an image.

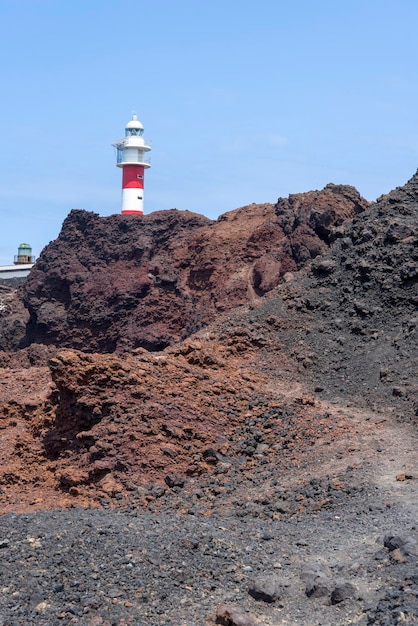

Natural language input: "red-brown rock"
[19,184,368,354]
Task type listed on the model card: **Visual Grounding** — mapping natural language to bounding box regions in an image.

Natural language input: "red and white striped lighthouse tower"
[112,114,151,215]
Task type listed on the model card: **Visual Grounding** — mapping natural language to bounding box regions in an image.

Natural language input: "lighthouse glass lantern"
[112,114,151,215]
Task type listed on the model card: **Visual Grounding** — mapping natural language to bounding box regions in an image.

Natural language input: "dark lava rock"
[0,285,29,351]
[301,563,332,599]
[164,473,185,488]
[330,582,357,604]
[216,603,258,626]
[275,183,368,264]
[384,533,418,557]
[275,168,418,415]
[300,563,331,598]
[22,209,211,353]
[367,577,418,625]
[305,580,331,599]
[248,574,282,603]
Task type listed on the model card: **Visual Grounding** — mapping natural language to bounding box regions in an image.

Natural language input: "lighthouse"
[112,114,151,215]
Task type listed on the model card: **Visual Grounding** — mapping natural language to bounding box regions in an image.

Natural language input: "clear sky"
[0,0,417,264]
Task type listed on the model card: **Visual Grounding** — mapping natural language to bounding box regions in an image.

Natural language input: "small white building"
[0,243,35,281]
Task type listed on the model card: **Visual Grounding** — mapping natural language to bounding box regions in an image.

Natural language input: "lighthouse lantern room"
[112,114,151,215]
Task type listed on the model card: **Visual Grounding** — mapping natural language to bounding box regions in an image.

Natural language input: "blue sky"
[1,0,418,264]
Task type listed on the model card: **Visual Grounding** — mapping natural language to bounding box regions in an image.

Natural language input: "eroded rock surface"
[0,284,28,351]
[18,184,368,353]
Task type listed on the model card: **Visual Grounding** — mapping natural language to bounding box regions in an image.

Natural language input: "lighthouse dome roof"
[125,114,144,130]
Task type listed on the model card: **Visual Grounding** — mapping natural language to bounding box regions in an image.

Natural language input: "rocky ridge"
[14,183,369,353]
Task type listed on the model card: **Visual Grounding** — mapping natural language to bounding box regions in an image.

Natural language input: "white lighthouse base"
[121,188,144,215]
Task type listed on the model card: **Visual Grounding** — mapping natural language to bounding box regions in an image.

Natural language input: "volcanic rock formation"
[0,173,417,625]
[0,284,28,352]
[18,183,369,353]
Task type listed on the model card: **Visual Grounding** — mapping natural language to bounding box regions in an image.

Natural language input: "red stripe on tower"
[122,165,145,188]
[112,115,151,215]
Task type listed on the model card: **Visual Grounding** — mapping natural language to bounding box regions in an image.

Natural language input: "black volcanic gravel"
[0,482,417,626]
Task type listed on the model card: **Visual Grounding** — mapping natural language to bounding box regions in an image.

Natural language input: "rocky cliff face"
[20,184,369,353]
[0,285,28,352]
